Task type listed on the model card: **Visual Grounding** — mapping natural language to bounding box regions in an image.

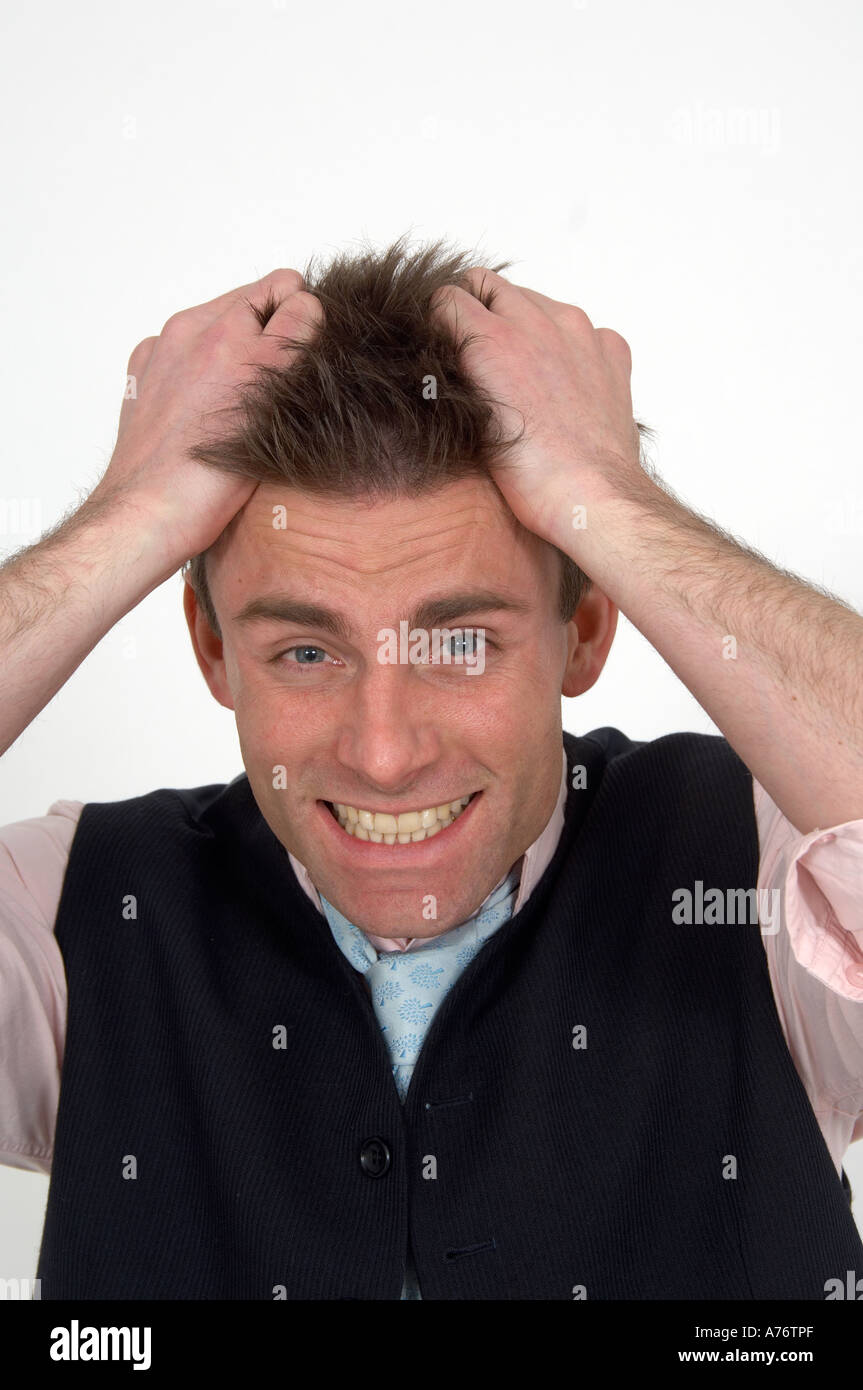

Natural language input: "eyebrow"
[232,589,533,639]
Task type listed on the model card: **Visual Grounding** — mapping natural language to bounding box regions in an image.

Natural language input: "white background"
[1,0,862,1277]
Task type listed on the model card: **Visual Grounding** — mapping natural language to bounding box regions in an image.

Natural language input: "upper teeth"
[332,795,473,843]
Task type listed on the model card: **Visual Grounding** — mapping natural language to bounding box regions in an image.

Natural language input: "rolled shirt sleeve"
[755,779,863,1169]
[0,801,81,1173]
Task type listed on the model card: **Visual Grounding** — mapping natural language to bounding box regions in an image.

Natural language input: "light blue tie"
[319,867,522,1300]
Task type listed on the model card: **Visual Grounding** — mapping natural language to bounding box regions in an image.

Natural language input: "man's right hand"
[88,268,323,567]
[0,269,321,758]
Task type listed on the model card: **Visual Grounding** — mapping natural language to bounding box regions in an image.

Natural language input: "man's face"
[189,476,605,937]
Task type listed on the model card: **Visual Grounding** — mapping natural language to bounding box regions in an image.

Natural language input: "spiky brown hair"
[183,232,653,635]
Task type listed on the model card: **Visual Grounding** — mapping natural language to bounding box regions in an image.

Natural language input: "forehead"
[208,476,558,600]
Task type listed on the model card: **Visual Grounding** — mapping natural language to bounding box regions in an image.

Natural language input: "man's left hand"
[430,267,647,549]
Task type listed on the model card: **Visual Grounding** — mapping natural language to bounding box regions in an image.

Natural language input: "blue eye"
[449,632,478,657]
[430,631,482,661]
[280,646,329,665]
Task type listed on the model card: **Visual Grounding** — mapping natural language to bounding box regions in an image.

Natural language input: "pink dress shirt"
[1,748,862,1182]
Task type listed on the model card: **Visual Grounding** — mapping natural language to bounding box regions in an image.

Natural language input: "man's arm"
[0,268,321,758]
[0,495,184,758]
[0,268,323,1171]
[431,270,863,835]
[554,476,863,836]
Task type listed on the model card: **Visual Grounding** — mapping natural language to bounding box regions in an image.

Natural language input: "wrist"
[52,488,184,624]
[82,482,190,579]
[543,460,670,570]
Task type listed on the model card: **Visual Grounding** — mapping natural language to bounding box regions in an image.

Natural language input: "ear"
[561,585,618,698]
[182,574,235,711]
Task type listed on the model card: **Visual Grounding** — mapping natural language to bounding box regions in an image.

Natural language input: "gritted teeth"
[326,792,477,844]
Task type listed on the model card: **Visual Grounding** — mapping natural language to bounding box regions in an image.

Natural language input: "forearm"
[558,473,863,835]
[0,493,182,757]
[427,267,863,831]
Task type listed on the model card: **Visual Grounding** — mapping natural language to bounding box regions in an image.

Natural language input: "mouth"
[322,791,480,845]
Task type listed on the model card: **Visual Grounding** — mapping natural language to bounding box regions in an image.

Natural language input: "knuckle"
[563,303,593,329]
[127,336,157,365]
[461,265,497,290]
[262,267,305,292]
[286,289,324,319]
[597,325,628,349]
[160,309,190,337]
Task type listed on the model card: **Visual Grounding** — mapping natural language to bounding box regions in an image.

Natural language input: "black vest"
[37,727,863,1299]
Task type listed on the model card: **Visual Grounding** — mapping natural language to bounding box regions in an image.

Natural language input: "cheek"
[468,658,559,729]
[227,658,295,734]
[235,690,339,781]
[233,693,290,764]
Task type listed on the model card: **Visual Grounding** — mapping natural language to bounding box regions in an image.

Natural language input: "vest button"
[359,1136,391,1177]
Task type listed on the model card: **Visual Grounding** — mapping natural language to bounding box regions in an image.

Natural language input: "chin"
[322,882,478,937]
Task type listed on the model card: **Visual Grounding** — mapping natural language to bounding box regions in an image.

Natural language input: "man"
[1,236,862,1300]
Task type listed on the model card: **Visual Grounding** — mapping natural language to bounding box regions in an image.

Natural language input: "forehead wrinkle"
[311,543,463,581]
[246,510,516,580]
[257,503,501,541]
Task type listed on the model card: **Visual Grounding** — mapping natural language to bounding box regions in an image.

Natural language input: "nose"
[334,659,441,796]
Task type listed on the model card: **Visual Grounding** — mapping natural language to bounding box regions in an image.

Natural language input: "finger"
[595,326,632,373]
[126,336,157,376]
[260,289,325,344]
[199,267,304,319]
[429,282,492,335]
[456,266,549,328]
[217,278,319,342]
[117,338,157,434]
[165,268,306,333]
[508,281,596,333]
